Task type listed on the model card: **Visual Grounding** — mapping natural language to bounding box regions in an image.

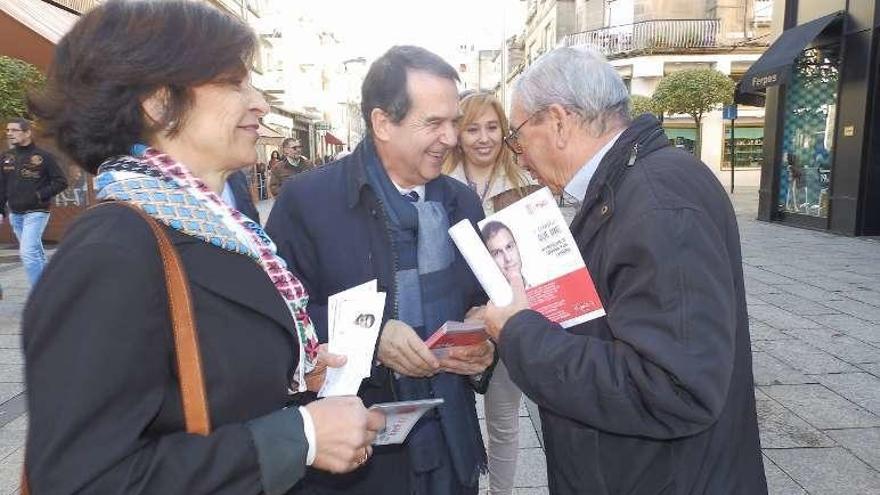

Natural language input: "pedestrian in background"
[442,91,535,495]
[269,149,282,166]
[269,137,312,197]
[1,118,68,286]
[24,1,383,493]
[484,47,766,495]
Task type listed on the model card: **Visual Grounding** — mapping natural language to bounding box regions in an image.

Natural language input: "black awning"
[736,11,844,103]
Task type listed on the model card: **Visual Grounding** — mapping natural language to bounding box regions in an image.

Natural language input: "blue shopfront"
[737,1,880,236]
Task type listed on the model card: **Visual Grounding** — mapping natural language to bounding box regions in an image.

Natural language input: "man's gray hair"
[513,47,631,137]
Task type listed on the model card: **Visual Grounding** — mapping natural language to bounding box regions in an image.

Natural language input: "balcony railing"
[562,19,722,57]
[49,0,102,14]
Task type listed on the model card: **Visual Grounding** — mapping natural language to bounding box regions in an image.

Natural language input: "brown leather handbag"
[22,202,211,494]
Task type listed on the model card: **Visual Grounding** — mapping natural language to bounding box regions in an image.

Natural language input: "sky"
[278,0,525,62]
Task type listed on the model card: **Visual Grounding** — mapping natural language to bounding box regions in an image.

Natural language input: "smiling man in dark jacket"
[266,46,492,495]
[484,47,766,494]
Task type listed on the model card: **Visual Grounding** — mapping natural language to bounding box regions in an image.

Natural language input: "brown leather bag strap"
[115,202,212,435]
[21,202,212,494]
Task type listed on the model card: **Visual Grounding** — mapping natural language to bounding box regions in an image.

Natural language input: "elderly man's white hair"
[513,47,631,137]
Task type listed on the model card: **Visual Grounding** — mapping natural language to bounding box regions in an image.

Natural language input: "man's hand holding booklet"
[449,187,605,329]
[424,320,489,358]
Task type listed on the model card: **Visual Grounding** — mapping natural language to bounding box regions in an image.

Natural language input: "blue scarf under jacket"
[363,147,486,488]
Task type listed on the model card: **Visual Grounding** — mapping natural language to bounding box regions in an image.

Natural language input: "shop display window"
[722,126,764,169]
[777,43,840,219]
[663,126,697,154]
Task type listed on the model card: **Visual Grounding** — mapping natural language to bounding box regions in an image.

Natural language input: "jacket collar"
[14,142,36,154]
[343,137,453,210]
[581,114,668,205]
[570,114,669,239]
[343,138,374,208]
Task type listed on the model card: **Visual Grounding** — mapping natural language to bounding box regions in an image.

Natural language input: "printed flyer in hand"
[369,398,444,445]
[449,187,605,328]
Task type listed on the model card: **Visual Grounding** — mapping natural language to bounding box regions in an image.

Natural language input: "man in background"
[1,118,68,286]
[269,137,312,197]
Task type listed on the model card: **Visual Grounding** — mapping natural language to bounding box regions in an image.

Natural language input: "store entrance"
[775,43,841,228]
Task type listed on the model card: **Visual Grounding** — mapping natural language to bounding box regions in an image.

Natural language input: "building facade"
[0,0,298,239]
[523,0,577,66]
[740,0,880,236]
[564,0,772,188]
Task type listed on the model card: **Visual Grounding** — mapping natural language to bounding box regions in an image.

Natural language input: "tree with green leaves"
[630,94,658,118]
[651,68,734,157]
[0,56,45,121]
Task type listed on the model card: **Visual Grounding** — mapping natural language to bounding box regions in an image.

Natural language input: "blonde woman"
[444,92,535,213]
[443,92,536,495]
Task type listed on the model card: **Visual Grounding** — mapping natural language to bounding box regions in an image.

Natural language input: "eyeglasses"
[503,112,538,155]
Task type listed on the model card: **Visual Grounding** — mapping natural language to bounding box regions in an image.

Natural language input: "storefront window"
[778,44,840,218]
[722,126,764,169]
[663,126,697,154]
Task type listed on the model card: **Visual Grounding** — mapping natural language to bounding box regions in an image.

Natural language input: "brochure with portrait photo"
[319,280,386,398]
[449,187,605,328]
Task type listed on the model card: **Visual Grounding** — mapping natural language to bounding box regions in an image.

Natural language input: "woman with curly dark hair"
[23,1,383,493]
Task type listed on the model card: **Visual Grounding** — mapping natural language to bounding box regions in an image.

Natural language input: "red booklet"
[424,321,489,356]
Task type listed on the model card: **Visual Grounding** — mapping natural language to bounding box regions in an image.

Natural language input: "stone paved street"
[0,187,878,494]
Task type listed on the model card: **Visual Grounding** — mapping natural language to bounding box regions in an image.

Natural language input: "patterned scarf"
[95,147,319,393]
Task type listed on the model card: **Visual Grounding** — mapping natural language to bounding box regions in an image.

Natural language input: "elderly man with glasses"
[268,137,313,197]
[484,47,767,495]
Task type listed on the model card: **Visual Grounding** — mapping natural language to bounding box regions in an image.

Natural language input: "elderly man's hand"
[377,319,440,378]
[438,340,494,375]
[484,271,530,341]
[306,396,386,473]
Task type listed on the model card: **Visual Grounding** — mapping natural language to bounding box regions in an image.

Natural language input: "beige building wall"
[613,52,765,188]
[707,0,774,41]
[633,0,707,21]
[575,0,604,31]
[524,0,576,65]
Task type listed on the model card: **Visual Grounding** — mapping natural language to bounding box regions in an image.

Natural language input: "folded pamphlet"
[369,398,444,445]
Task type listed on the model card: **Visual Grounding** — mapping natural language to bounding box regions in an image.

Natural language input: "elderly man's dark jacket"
[265,139,487,494]
[499,115,766,494]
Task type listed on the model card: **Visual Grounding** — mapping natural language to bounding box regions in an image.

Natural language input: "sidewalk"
[0,187,878,494]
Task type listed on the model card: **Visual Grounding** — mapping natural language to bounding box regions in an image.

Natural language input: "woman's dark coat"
[24,204,308,494]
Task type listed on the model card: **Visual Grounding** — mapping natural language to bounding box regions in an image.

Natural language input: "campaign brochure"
[449,187,605,328]
[319,280,386,398]
[424,321,489,357]
[369,398,444,445]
